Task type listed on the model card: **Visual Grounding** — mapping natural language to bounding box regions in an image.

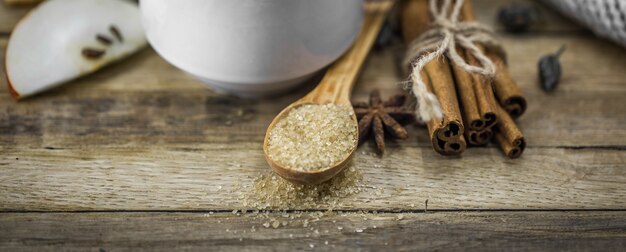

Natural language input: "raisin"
[538,45,566,92]
[497,3,538,33]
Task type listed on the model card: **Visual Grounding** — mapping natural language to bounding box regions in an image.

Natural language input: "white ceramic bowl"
[140,0,363,96]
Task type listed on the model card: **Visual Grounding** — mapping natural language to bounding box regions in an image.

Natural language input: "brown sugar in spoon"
[263,1,393,185]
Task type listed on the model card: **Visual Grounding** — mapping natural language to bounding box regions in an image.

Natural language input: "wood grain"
[1,146,625,211]
[0,0,585,34]
[472,0,584,33]
[2,34,626,147]
[2,18,626,211]
[4,0,41,6]
[0,1,30,34]
[0,211,624,251]
[1,1,625,250]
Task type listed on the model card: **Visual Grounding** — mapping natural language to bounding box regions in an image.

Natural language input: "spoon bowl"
[262,1,393,185]
[263,101,359,185]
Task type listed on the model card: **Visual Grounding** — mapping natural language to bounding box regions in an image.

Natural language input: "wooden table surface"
[1,0,625,251]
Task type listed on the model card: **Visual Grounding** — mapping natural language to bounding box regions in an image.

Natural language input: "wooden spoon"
[263,1,393,185]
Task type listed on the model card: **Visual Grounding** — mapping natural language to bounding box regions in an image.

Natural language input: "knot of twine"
[404,0,504,122]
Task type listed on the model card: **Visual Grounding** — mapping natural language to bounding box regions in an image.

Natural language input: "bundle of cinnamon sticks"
[400,0,527,158]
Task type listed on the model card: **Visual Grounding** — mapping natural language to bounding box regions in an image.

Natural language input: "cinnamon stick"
[457,0,525,156]
[494,105,526,158]
[489,51,528,118]
[402,0,466,155]
[452,49,497,146]
[451,46,498,131]
[423,72,467,154]
[465,48,498,129]
[466,128,493,146]
[460,0,527,118]
[450,48,483,130]
[445,0,499,150]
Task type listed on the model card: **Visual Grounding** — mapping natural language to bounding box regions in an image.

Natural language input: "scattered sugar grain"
[243,165,365,209]
[272,220,280,229]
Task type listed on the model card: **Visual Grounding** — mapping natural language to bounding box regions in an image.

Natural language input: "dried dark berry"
[497,3,538,33]
[538,45,566,92]
[96,34,113,46]
[109,25,124,42]
[82,48,106,59]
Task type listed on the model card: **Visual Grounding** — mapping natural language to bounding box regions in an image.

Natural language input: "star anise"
[353,89,416,154]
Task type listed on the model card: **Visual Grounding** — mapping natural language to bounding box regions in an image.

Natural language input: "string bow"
[405,0,503,122]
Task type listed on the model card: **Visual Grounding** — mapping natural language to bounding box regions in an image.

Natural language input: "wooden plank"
[2,34,626,147]
[0,211,624,251]
[501,35,626,93]
[1,146,625,211]
[472,0,584,33]
[4,0,42,6]
[0,2,31,34]
[2,31,626,211]
[2,5,626,212]
[2,35,622,96]
[1,87,625,148]
[0,0,584,34]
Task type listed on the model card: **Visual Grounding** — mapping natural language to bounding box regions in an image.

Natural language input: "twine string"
[404,0,505,122]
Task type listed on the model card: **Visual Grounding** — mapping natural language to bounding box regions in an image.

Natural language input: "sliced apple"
[5,0,147,99]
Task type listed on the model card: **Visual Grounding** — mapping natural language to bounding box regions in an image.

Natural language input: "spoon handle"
[304,1,394,106]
